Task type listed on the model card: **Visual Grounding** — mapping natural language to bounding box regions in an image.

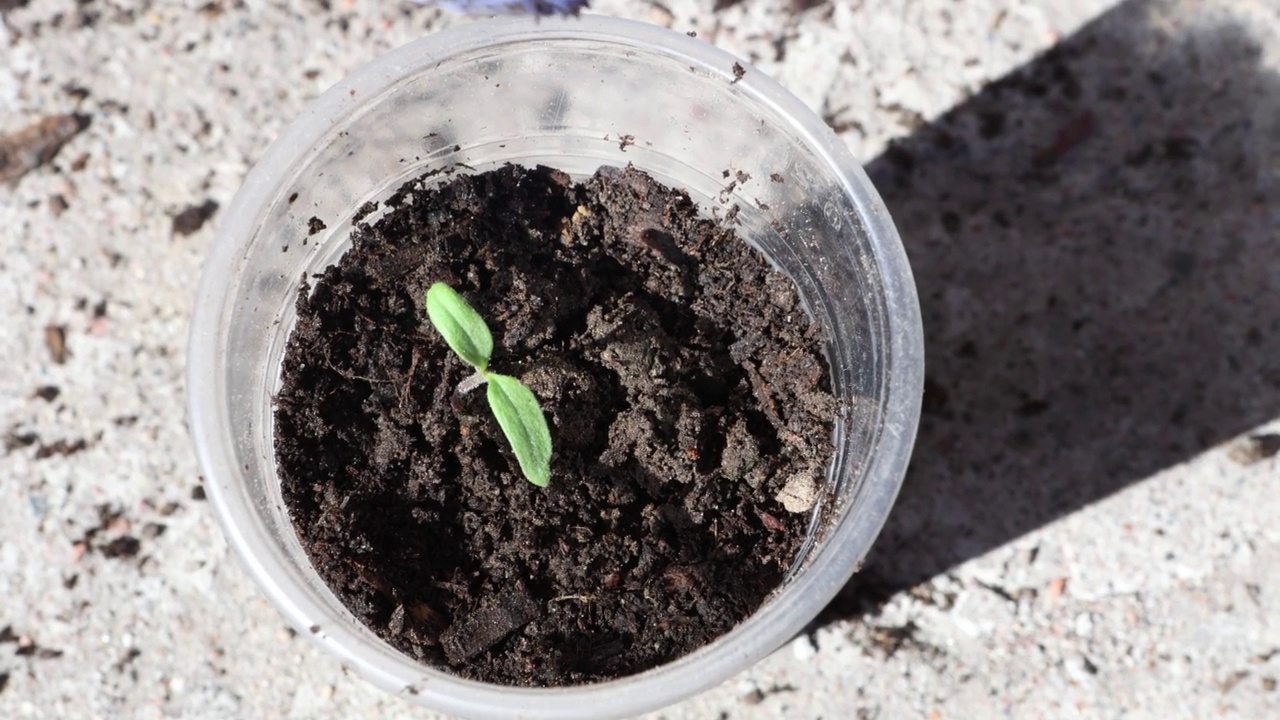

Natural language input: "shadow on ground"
[821,0,1280,622]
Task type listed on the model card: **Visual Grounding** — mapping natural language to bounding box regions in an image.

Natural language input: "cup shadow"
[821,0,1280,621]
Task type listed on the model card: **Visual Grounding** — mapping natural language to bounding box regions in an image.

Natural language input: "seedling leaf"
[425,282,552,487]
[486,373,552,488]
[425,283,492,371]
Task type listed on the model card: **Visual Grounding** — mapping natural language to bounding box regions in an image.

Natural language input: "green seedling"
[425,282,552,488]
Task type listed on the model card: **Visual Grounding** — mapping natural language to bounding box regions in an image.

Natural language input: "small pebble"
[776,471,818,513]
[792,633,817,661]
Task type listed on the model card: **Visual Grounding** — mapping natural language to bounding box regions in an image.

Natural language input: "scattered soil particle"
[0,113,90,183]
[191,485,207,501]
[617,134,635,151]
[307,216,327,235]
[864,621,939,660]
[718,180,738,203]
[1046,577,1068,600]
[172,199,219,236]
[2,430,38,453]
[44,324,68,364]
[0,671,8,694]
[275,164,837,686]
[731,62,746,83]
[61,84,90,102]
[14,636,63,659]
[67,504,146,559]
[101,536,141,559]
[741,682,796,705]
[34,437,88,459]
[1228,433,1280,465]
[114,648,141,672]
[1217,670,1249,693]
[32,385,60,402]
[769,172,784,183]
[353,200,379,224]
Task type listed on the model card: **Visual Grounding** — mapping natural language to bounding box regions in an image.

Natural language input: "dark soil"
[274,164,837,686]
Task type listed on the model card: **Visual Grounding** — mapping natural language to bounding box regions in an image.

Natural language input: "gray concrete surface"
[3,0,1279,717]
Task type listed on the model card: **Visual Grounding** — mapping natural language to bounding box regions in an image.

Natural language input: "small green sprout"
[425,282,552,488]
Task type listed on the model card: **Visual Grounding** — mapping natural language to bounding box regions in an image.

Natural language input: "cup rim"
[189,15,922,720]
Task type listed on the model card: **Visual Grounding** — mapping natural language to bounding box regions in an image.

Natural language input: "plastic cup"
[188,16,922,720]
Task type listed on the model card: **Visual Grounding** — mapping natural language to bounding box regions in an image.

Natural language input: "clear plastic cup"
[188,16,922,720]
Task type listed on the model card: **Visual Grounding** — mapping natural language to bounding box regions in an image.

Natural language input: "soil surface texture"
[274,164,836,686]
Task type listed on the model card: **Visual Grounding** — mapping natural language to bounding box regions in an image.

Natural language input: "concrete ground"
[3,0,1278,717]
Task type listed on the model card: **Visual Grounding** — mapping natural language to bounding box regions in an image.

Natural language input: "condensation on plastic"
[188,16,923,720]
